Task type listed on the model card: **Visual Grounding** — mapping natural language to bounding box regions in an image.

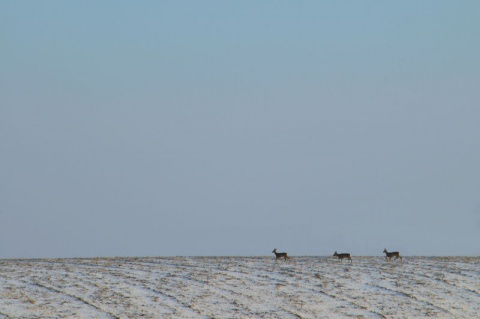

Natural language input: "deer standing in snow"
[333,251,352,263]
[272,249,290,261]
[383,248,402,261]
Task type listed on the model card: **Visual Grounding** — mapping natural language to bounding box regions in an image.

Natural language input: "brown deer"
[333,251,352,263]
[272,249,290,261]
[383,248,402,261]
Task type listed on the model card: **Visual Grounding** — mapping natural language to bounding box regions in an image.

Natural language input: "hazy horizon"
[1,1,479,258]
[2,254,479,260]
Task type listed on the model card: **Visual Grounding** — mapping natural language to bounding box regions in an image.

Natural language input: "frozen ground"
[0,256,478,318]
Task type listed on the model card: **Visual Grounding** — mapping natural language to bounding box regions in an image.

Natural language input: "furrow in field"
[369,284,455,318]
[181,258,383,318]
[266,262,388,318]
[287,257,455,318]
[372,258,477,317]
[119,258,338,318]
[1,257,479,319]
[183,259,340,318]
[30,281,121,319]
[4,262,161,319]
[112,259,295,318]
[38,261,209,319]
[36,259,214,317]
[291,258,397,316]
[0,273,114,319]
[335,257,478,318]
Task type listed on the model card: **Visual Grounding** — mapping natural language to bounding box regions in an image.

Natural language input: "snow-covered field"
[0,256,478,318]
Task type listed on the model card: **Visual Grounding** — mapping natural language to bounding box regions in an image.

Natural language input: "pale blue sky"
[1,1,479,258]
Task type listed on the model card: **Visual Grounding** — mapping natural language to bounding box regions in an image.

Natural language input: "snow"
[0,256,478,318]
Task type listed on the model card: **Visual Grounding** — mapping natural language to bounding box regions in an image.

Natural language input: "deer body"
[272,249,290,261]
[333,251,352,263]
[383,249,402,261]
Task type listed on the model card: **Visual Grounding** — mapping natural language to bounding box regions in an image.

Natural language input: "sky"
[1,1,479,258]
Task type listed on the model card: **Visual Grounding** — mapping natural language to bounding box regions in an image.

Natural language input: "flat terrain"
[0,256,478,318]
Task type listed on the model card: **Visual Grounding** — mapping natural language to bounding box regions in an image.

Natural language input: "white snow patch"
[0,256,478,318]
